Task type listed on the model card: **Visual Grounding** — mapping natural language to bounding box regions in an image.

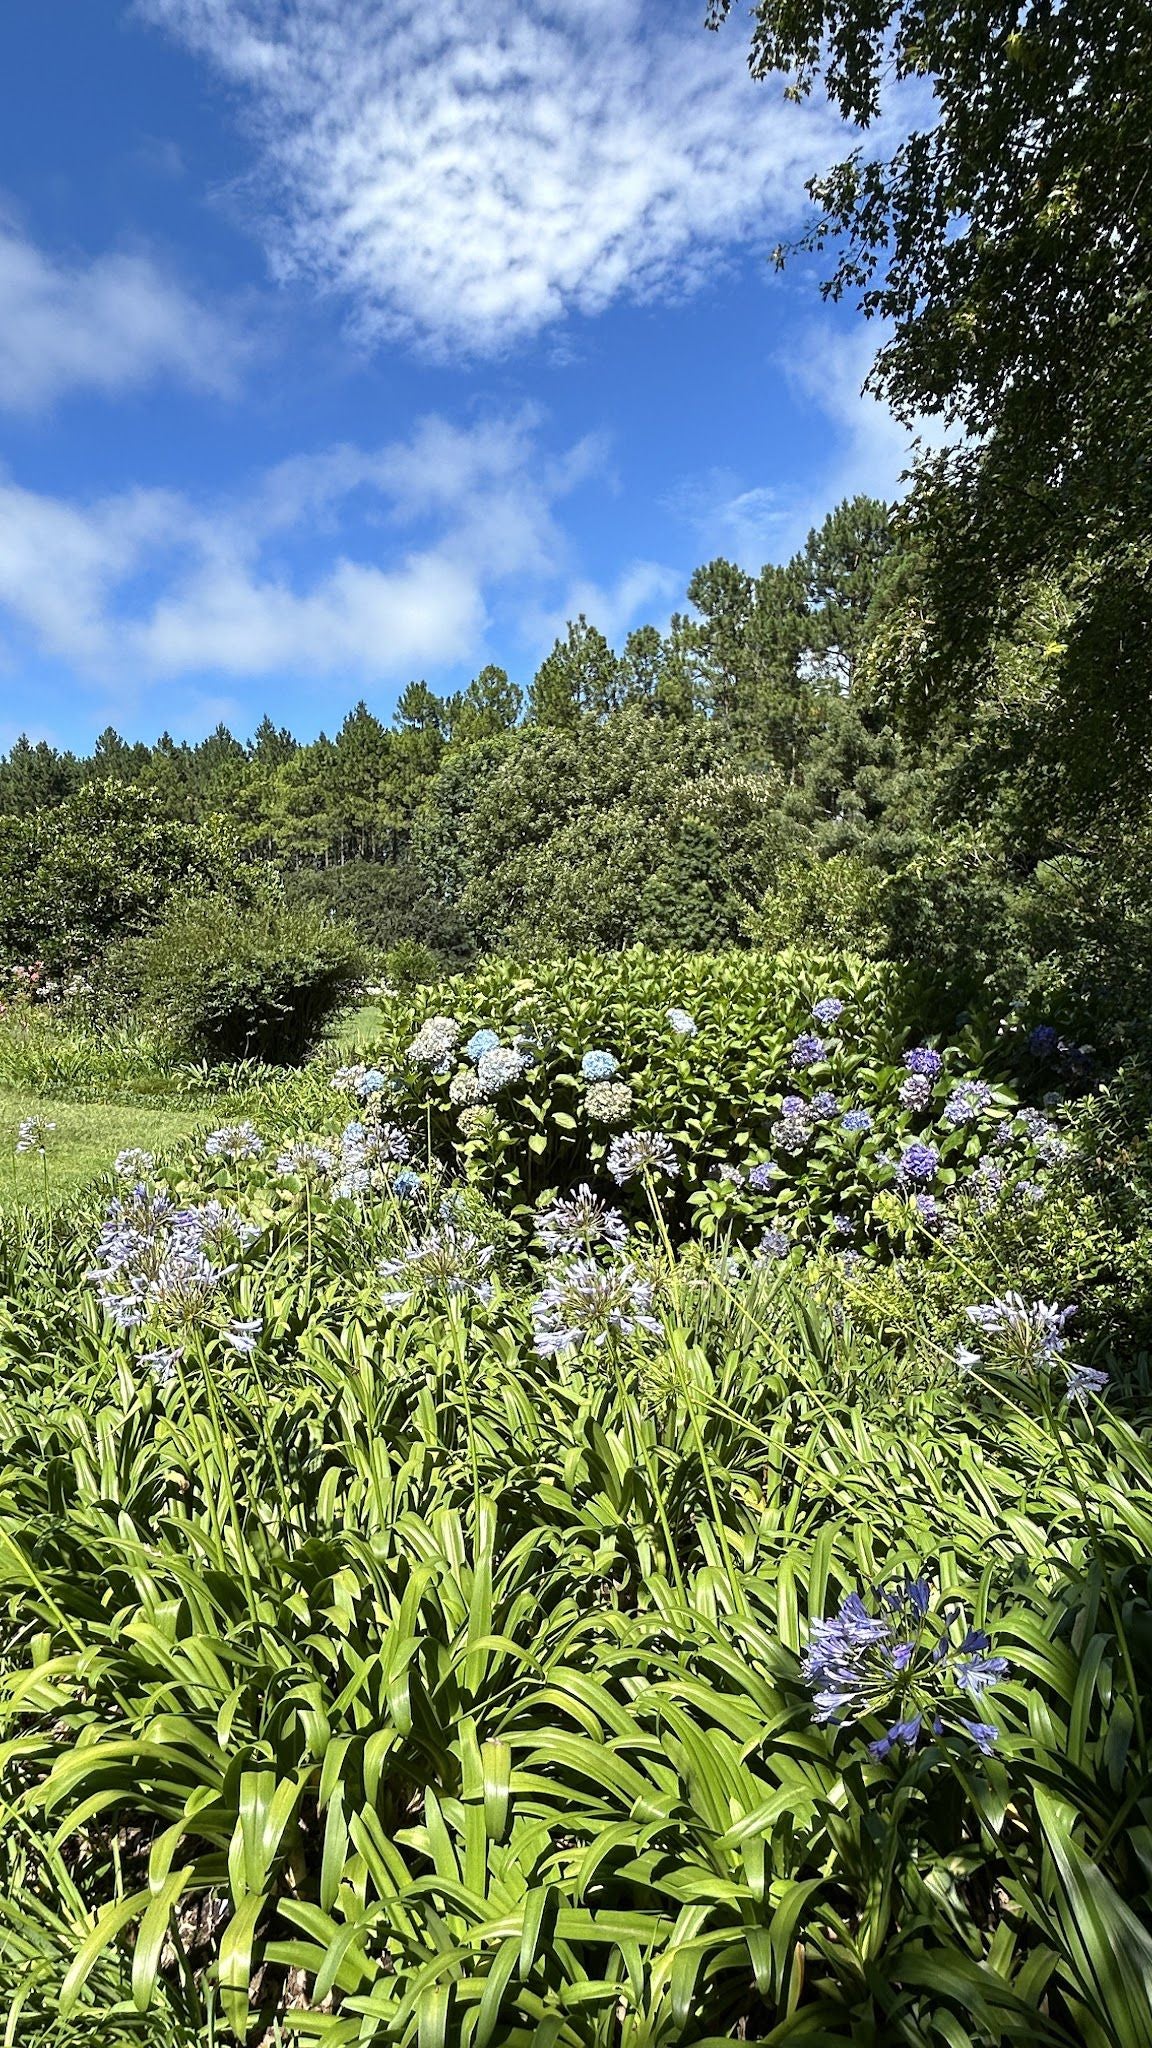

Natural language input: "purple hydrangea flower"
[942,1080,994,1127]
[899,1072,934,1111]
[791,1033,826,1070]
[897,1142,939,1184]
[812,997,844,1028]
[1028,1025,1060,1059]
[811,1090,839,1118]
[903,1047,943,1081]
[755,1226,792,1261]
[747,1160,782,1191]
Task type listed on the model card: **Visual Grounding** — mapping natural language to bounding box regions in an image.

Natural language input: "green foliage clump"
[0,782,263,971]
[107,898,365,1066]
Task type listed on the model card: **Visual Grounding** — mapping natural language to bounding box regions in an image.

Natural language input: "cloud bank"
[0,414,643,690]
[137,0,837,353]
[0,218,244,410]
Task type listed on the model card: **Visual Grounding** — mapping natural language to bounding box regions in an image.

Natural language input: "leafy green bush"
[0,781,266,970]
[107,898,365,1065]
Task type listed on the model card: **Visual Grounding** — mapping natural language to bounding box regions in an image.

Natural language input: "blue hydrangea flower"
[903,1047,943,1081]
[832,1212,853,1236]
[465,1028,501,1063]
[666,1007,697,1037]
[841,1108,873,1135]
[781,1095,809,1119]
[393,1168,422,1199]
[942,1080,993,1127]
[747,1160,781,1191]
[477,1045,531,1096]
[356,1068,393,1101]
[791,1033,826,1069]
[1028,1024,1060,1059]
[756,1227,791,1261]
[581,1048,619,1082]
[897,1142,939,1184]
[811,1090,839,1118]
[812,997,844,1028]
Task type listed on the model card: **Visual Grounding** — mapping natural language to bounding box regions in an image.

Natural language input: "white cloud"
[0,413,596,687]
[137,0,841,353]
[0,216,245,410]
[537,559,681,652]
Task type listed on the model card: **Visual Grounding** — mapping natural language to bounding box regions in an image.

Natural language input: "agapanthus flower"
[476,1045,531,1097]
[204,1122,263,1163]
[903,1047,943,1081]
[531,1258,661,1357]
[581,1048,619,1082]
[275,1140,335,1178]
[89,1187,250,1333]
[585,1080,634,1125]
[964,1293,1075,1369]
[407,1016,460,1073]
[607,1130,679,1184]
[114,1147,154,1179]
[1065,1363,1109,1405]
[802,1579,1009,1762]
[16,1116,55,1155]
[942,1080,994,1127]
[330,1064,366,1093]
[379,1225,496,1308]
[897,1142,939,1184]
[747,1160,781,1191]
[899,1073,934,1111]
[222,1315,262,1357]
[812,997,844,1028]
[791,1033,826,1070]
[535,1184,629,1257]
[840,1108,873,1135]
[667,1008,697,1037]
[465,1028,501,1063]
[393,1168,423,1199]
[141,1344,181,1388]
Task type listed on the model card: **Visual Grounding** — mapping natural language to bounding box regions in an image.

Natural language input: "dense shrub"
[0,781,265,970]
[107,898,364,1065]
[285,855,472,961]
[349,946,1069,1244]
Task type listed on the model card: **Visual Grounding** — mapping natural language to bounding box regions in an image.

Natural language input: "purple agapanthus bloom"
[531,1259,661,1357]
[1065,1363,1109,1405]
[607,1131,679,1184]
[802,1579,1008,1763]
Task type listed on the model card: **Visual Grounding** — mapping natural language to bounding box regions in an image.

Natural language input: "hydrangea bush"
[333,947,1068,1260]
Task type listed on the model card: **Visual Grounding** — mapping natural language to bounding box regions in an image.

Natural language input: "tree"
[528,618,622,725]
[802,496,894,693]
[0,735,78,814]
[446,665,523,746]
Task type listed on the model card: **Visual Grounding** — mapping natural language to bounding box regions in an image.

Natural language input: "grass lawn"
[0,1089,209,1210]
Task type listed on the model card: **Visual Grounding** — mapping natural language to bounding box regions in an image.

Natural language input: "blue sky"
[0,0,917,752]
